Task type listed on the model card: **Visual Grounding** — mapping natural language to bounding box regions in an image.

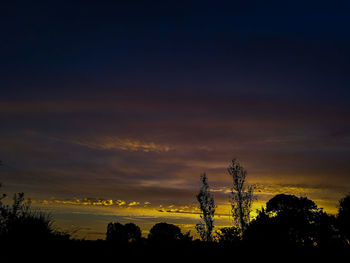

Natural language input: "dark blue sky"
[2,1,350,100]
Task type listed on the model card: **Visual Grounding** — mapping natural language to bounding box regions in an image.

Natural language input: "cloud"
[29,133,172,153]
[37,198,162,209]
[128,201,140,207]
[38,198,133,207]
[1,91,349,223]
[71,136,172,153]
[115,200,126,206]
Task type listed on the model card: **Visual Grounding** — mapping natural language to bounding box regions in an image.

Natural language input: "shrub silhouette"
[0,189,68,244]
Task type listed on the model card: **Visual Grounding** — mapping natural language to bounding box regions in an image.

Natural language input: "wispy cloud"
[53,135,172,153]
[38,198,145,208]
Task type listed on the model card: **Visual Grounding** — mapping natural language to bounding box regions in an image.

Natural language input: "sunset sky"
[1,1,350,239]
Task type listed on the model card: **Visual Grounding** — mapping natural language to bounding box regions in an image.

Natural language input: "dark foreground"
[1,239,349,262]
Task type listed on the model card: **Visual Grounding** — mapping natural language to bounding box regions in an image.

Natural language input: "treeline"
[103,195,350,249]
[191,159,350,248]
[0,159,350,254]
[1,185,349,251]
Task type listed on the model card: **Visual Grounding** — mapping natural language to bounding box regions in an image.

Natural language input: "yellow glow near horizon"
[31,192,341,240]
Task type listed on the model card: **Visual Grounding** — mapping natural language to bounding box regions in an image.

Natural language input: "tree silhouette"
[106,222,126,243]
[265,194,320,247]
[216,227,240,246]
[196,173,215,242]
[313,210,341,248]
[106,222,141,244]
[245,194,340,248]
[266,194,318,214]
[124,223,142,243]
[227,159,255,233]
[0,183,6,203]
[338,193,350,243]
[244,207,278,246]
[148,222,184,243]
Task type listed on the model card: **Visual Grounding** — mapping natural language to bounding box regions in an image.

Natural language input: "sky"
[1,0,350,239]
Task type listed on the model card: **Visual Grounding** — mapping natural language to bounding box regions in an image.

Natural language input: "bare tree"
[196,173,216,242]
[227,159,255,233]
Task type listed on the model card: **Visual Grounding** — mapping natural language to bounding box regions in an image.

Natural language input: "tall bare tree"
[228,159,255,233]
[196,173,215,242]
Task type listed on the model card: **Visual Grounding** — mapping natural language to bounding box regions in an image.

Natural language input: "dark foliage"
[0,186,69,245]
[216,227,241,246]
[196,173,215,242]
[106,222,141,244]
[266,194,318,214]
[148,222,184,243]
[227,159,255,233]
[244,194,345,248]
[338,193,350,243]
